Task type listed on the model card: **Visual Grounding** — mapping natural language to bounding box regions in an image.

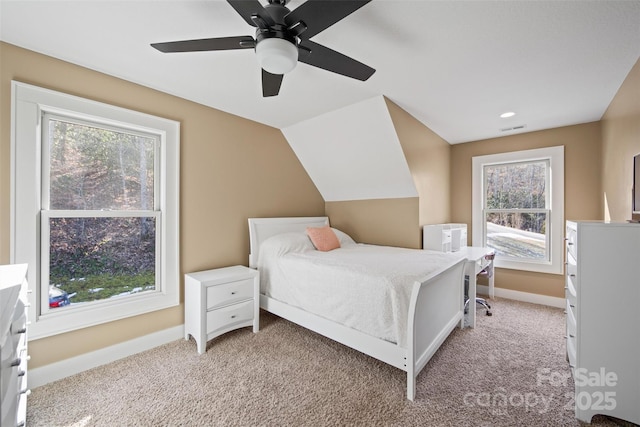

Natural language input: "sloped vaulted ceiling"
[282,96,417,202]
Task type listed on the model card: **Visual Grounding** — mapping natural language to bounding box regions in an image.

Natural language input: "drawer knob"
[10,358,21,367]
[13,327,27,335]
[569,274,576,278]
[231,291,236,295]
[231,315,236,319]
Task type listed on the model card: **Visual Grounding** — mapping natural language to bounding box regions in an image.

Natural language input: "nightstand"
[185,265,259,354]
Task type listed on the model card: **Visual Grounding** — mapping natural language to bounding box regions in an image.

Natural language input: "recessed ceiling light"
[500,111,516,118]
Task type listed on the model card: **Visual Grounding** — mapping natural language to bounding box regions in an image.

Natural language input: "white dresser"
[185,265,259,354]
[565,221,640,425]
[1,264,29,427]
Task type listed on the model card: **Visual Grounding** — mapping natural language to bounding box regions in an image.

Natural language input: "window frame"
[11,81,180,339]
[472,146,564,274]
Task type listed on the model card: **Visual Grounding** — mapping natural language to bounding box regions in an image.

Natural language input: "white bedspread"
[257,232,465,347]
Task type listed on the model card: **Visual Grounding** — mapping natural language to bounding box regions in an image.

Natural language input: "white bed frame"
[248,217,465,401]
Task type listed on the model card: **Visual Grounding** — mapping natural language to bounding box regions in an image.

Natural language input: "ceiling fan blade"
[298,40,375,81]
[151,36,255,53]
[227,0,275,28]
[284,0,371,39]
[262,69,283,97]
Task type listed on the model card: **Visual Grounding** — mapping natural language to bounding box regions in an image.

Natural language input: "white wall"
[282,96,417,202]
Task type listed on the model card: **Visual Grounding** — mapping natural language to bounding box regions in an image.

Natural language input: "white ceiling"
[2,0,640,144]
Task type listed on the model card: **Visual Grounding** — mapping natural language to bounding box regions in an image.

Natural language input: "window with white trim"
[472,146,564,274]
[11,82,180,339]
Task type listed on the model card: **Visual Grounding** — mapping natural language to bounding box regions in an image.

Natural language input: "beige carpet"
[27,299,625,426]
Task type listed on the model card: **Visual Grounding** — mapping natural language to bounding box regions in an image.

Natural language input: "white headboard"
[248,216,329,268]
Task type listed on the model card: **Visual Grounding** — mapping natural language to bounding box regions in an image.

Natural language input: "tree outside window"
[42,117,160,311]
[483,160,549,262]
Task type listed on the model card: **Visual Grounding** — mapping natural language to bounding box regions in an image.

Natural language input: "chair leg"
[476,297,492,316]
[464,297,492,316]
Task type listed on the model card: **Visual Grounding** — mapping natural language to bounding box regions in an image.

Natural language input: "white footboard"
[405,259,465,400]
[259,258,465,402]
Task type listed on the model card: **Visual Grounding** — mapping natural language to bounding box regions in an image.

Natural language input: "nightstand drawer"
[206,278,253,310]
[207,300,254,335]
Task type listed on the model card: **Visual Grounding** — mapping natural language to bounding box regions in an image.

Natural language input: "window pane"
[48,217,156,308]
[48,119,155,210]
[484,161,546,209]
[486,212,547,260]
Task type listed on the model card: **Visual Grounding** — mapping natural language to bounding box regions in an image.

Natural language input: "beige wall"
[601,57,640,221]
[450,122,603,298]
[0,42,324,368]
[385,98,451,226]
[326,198,420,248]
[326,99,451,249]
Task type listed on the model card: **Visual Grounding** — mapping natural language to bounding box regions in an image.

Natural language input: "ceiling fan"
[151,0,375,97]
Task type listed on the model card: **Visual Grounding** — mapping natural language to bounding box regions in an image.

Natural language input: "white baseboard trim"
[477,285,565,308]
[28,325,184,389]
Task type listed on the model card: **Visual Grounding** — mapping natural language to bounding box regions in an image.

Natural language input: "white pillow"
[331,227,356,246]
[260,232,314,255]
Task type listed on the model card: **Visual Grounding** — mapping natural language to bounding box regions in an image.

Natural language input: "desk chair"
[464,253,494,316]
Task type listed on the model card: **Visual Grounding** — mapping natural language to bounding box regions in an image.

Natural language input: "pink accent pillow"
[306,226,341,252]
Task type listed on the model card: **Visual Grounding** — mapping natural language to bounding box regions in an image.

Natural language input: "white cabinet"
[185,266,259,354]
[565,221,640,425]
[423,223,467,252]
[1,264,29,427]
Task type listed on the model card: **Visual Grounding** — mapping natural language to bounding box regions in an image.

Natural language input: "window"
[11,82,180,339]
[42,115,159,313]
[472,146,564,274]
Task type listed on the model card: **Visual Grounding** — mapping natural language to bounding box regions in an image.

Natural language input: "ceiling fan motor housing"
[254,1,300,75]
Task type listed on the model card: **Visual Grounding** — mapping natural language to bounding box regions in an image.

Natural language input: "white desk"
[457,246,495,328]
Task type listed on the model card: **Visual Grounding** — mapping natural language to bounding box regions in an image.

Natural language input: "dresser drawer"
[566,298,577,372]
[207,300,254,336]
[566,226,577,259]
[567,333,577,371]
[566,300,577,338]
[566,253,578,299]
[565,279,577,309]
[206,278,254,310]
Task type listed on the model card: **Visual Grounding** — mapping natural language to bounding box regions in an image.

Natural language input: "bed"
[248,216,466,401]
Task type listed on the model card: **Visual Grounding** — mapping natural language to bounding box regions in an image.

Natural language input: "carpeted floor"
[27,298,625,426]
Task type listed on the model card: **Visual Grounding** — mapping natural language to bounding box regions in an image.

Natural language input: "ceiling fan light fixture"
[256,38,298,75]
